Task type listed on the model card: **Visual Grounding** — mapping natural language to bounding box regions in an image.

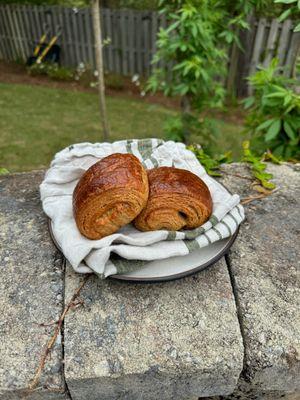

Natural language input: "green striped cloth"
[40,139,245,278]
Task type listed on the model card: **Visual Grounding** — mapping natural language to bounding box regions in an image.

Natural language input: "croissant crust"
[134,167,212,231]
[73,153,148,240]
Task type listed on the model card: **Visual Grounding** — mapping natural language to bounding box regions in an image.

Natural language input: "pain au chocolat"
[73,153,149,240]
[134,167,212,232]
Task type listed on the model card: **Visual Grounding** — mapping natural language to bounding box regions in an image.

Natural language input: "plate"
[48,220,239,283]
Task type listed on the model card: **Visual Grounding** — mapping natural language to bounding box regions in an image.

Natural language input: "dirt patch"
[0,60,245,124]
[0,60,180,109]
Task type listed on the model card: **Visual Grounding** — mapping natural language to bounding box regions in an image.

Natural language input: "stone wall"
[0,163,299,400]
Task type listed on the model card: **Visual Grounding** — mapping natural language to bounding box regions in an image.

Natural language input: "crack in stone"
[225,252,249,383]
[60,257,74,400]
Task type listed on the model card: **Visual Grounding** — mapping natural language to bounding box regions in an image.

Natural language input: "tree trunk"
[181,95,191,115]
[91,0,110,141]
[181,95,192,143]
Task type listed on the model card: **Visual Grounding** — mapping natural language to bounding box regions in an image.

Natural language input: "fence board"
[64,7,74,66]
[0,9,4,59]
[115,10,122,74]
[20,5,30,56]
[277,19,292,67]
[159,12,167,70]
[0,7,11,60]
[6,6,17,58]
[84,7,94,68]
[101,8,108,69]
[136,11,142,74]
[78,9,87,63]
[143,11,150,76]
[13,6,26,60]
[120,9,127,75]
[104,8,113,71]
[285,31,300,77]
[33,5,42,41]
[127,10,134,75]
[151,11,158,71]
[5,5,18,59]
[0,8,7,59]
[263,19,280,67]
[26,6,37,49]
[249,18,267,77]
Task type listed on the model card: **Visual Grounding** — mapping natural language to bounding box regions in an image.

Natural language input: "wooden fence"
[0,5,299,94]
[234,16,299,95]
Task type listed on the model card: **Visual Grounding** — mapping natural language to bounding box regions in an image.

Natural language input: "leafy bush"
[0,168,9,175]
[147,0,229,110]
[164,114,221,151]
[242,141,276,189]
[28,62,74,81]
[188,144,232,176]
[147,0,261,144]
[243,59,300,160]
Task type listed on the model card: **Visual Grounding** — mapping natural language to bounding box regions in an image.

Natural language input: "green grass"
[0,83,244,172]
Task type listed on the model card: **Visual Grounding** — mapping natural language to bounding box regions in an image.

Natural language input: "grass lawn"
[0,82,245,172]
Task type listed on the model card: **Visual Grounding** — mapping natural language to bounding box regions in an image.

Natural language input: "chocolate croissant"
[73,153,148,240]
[134,167,212,232]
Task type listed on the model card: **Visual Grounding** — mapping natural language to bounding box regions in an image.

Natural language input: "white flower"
[94,70,99,77]
[78,62,85,70]
[140,90,146,97]
[132,74,139,83]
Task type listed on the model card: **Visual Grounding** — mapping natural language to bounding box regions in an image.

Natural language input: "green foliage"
[146,0,258,144]
[0,168,9,175]
[188,144,232,176]
[147,0,231,111]
[242,141,276,189]
[243,59,300,160]
[28,62,74,81]
[275,0,300,31]
[163,115,185,142]
[163,114,222,151]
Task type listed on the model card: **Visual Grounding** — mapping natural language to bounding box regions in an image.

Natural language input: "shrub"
[243,59,300,160]
[28,62,74,81]
[0,168,9,175]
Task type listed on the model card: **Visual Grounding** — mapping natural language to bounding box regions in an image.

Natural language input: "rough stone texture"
[0,172,67,399]
[219,163,300,399]
[64,258,244,400]
[1,163,299,400]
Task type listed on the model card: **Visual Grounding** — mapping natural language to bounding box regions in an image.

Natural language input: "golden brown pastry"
[134,167,212,231]
[73,153,148,240]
